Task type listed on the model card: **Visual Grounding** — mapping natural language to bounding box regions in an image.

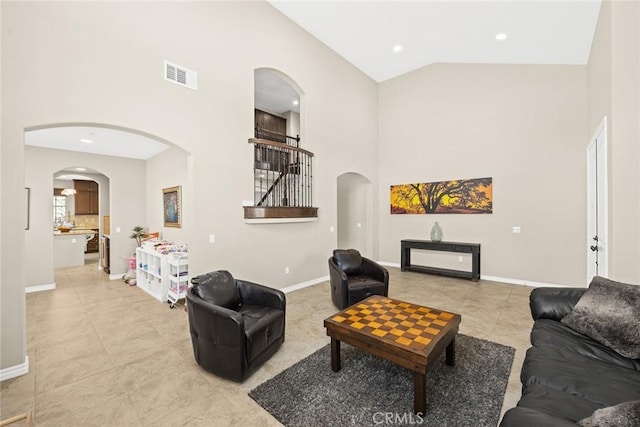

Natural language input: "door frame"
[586,116,608,282]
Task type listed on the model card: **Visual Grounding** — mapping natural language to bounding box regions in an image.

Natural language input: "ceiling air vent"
[164,61,197,90]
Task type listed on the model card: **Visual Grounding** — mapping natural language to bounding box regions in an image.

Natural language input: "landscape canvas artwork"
[390,177,493,214]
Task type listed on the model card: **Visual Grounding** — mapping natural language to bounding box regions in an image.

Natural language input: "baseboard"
[271,268,564,295]
[281,275,329,294]
[378,261,401,268]
[0,356,29,381]
[25,283,56,293]
[480,275,564,288]
[378,262,565,288]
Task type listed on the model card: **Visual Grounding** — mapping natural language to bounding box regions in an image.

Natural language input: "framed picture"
[163,186,182,228]
[25,187,30,230]
[390,177,493,215]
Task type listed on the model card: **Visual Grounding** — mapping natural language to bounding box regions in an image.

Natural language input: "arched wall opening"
[336,172,373,258]
[52,169,110,270]
[23,123,192,289]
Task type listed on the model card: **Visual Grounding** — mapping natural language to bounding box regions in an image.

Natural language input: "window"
[53,195,67,224]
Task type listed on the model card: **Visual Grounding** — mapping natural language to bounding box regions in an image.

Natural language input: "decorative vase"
[430,221,443,242]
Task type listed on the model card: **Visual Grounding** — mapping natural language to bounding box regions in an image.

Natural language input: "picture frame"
[25,187,30,230]
[162,186,182,228]
[390,177,493,215]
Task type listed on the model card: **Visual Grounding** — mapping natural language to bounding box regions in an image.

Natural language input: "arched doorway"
[24,123,191,289]
[337,172,373,257]
[52,169,109,270]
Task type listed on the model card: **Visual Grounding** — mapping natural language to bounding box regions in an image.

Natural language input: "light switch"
[209,234,215,244]
[356,223,362,228]
[71,238,77,243]
[116,227,121,233]
[329,226,334,233]
[512,226,521,234]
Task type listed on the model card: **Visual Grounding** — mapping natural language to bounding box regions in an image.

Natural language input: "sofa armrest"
[529,287,587,321]
[237,279,286,311]
[362,257,389,284]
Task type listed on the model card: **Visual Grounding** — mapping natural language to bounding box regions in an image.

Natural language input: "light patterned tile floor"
[1,261,533,426]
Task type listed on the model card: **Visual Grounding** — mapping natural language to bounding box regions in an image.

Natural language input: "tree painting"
[390,177,492,214]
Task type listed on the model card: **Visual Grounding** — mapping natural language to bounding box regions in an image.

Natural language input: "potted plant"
[130,226,148,247]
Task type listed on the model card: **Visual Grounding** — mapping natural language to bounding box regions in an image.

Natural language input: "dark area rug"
[249,334,515,427]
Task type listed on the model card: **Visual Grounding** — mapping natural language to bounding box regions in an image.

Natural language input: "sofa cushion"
[521,346,640,406]
[240,305,285,362]
[517,384,605,422]
[500,407,579,427]
[531,319,640,371]
[561,276,640,359]
[333,249,363,276]
[578,400,640,427]
[192,270,241,310]
[347,276,387,306]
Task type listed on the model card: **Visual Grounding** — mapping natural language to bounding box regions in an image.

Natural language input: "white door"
[586,117,608,282]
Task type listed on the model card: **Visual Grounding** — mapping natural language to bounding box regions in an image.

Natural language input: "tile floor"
[1,259,533,426]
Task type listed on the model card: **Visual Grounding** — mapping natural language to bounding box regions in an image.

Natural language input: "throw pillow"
[578,400,640,427]
[561,276,640,359]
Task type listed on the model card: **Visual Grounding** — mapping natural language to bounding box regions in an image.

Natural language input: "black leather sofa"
[500,287,640,426]
[185,270,286,382]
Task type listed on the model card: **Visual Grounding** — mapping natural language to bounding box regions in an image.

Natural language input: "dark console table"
[401,240,481,282]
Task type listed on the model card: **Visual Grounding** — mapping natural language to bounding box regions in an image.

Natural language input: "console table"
[401,240,481,282]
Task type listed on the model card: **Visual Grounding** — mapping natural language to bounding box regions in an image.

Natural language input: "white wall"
[378,64,588,286]
[2,1,378,371]
[145,145,189,245]
[588,0,640,284]
[25,146,146,286]
[283,110,301,138]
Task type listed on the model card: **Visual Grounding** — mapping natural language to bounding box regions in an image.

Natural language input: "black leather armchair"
[185,270,286,382]
[328,249,389,310]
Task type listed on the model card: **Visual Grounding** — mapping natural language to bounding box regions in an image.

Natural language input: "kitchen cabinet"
[74,180,99,214]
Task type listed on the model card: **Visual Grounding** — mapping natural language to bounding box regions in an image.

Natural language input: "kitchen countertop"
[53,229,98,236]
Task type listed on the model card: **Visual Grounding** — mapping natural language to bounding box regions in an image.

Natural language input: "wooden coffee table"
[324,295,461,414]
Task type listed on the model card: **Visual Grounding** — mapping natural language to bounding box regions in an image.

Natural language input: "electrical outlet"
[512,226,521,234]
[329,226,335,233]
[116,227,121,233]
[356,223,362,228]
[285,266,290,274]
[71,238,77,244]
[458,256,463,262]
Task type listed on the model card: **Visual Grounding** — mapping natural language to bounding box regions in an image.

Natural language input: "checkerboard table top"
[325,295,461,353]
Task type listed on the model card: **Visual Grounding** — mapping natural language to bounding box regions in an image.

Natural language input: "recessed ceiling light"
[495,33,507,41]
[393,44,403,53]
[80,138,94,144]
[293,100,299,106]
[75,167,86,171]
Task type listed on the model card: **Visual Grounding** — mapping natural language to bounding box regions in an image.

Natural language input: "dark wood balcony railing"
[255,126,300,148]
[245,133,318,220]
